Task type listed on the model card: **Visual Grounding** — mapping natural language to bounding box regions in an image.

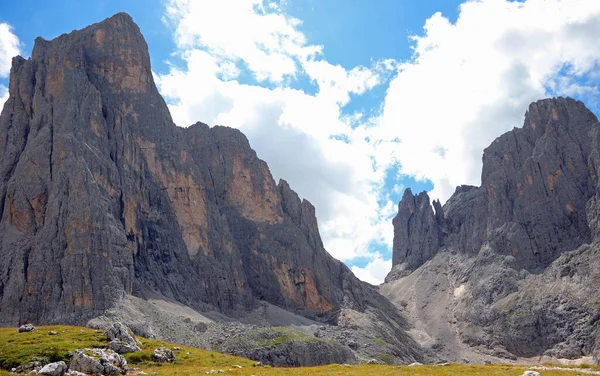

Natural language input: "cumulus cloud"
[158,0,600,284]
[351,255,392,286]
[164,0,320,83]
[378,0,600,202]
[0,23,20,110]
[0,23,20,78]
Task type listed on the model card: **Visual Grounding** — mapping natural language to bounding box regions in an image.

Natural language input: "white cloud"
[164,0,321,83]
[351,255,392,286]
[0,23,21,78]
[378,0,600,202]
[158,0,600,284]
[0,85,8,110]
[0,23,20,110]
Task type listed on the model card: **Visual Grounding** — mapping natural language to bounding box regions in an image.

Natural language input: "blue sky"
[2,0,600,283]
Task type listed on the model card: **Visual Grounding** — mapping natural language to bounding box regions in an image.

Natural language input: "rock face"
[383,96,600,363]
[217,327,356,367]
[0,12,422,362]
[390,189,444,275]
[229,340,355,367]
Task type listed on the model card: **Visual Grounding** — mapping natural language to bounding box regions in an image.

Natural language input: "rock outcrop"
[104,323,141,353]
[39,361,67,376]
[70,349,127,375]
[0,13,422,363]
[383,96,600,363]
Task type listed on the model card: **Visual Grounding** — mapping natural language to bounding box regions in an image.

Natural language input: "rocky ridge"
[382,97,600,364]
[0,13,422,365]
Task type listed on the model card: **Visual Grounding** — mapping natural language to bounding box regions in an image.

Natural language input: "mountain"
[382,96,600,364]
[0,13,423,363]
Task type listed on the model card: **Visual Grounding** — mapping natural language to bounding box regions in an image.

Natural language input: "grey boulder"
[105,323,141,353]
[39,361,67,376]
[18,324,36,332]
[105,339,140,354]
[69,349,128,375]
[152,347,175,363]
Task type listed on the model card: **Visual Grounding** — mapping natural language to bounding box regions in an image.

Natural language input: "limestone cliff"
[0,14,414,359]
[383,97,600,363]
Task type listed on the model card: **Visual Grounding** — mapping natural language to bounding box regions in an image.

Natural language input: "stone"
[104,323,141,353]
[39,361,67,376]
[18,324,36,333]
[69,349,127,375]
[347,340,359,350]
[522,372,541,376]
[152,347,175,363]
[49,331,58,335]
[105,339,141,354]
[106,323,140,347]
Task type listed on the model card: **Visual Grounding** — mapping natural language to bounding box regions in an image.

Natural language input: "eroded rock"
[39,361,67,376]
[70,349,127,375]
[105,323,141,353]
[152,347,175,363]
[18,324,36,333]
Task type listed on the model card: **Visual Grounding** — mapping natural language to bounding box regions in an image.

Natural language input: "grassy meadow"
[0,325,596,375]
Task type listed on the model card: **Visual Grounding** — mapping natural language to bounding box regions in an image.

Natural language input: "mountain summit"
[383,97,600,363]
[0,14,421,363]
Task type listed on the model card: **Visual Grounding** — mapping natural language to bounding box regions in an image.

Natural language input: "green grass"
[0,325,106,370]
[251,327,319,347]
[0,325,596,375]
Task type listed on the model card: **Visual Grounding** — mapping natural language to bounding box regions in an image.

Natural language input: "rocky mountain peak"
[0,16,424,365]
[30,12,151,96]
[383,96,600,363]
[390,96,600,275]
[390,188,443,273]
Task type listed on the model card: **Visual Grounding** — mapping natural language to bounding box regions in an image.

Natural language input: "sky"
[2,0,600,284]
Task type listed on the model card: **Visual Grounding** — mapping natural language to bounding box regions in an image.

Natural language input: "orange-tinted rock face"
[546,168,563,193]
[138,137,210,257]
[229,157,283,224]
[272,262,333,313]
[91,19,151,94]
[6,197,29,232]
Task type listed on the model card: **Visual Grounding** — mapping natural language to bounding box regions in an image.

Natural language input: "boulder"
[39,361,67,376]
[65,372,87,376]
[152,347,175,363]
[18,324,36,333]
[104,323,141,354]
[105,323,141,346]
[105,339,141,354]
[70,349,128,375]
